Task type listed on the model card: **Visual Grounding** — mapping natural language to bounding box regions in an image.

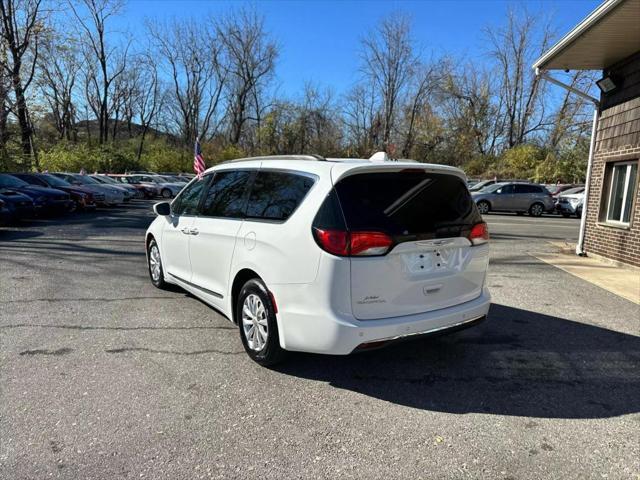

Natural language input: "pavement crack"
[0,323,236,331]
[19,347,73,356]
[104,347,243,356]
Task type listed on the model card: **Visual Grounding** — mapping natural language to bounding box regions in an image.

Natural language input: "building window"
[603,160,638,226]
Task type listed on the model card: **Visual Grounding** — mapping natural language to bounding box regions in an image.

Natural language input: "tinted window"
[201,171,251,218]
[172,178,207,215]
[245,171,315,221]
[40,174,71,188]
[0,174,28,188]
[331,171,481,239]
[515,184,542,194]
[13,174,47,187]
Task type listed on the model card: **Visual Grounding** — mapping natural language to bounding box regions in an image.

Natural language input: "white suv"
[145,154,491,365]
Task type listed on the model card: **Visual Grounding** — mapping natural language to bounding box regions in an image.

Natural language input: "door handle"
[190,228,199,236]
[180,227,191,235]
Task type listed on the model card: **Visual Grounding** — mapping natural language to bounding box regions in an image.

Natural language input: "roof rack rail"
[224,154,326,164]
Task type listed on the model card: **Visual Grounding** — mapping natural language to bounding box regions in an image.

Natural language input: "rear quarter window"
[245,171,315,221]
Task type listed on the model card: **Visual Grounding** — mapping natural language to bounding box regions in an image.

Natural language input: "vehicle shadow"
[275,303,640,419]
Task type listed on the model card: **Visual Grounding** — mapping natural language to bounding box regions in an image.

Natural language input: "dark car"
[0,190,36,223]
[10,173,97,211]
[0,173,74,215]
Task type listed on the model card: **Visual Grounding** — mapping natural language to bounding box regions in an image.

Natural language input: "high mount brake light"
[468,222,489,245]
[313,228,393,256]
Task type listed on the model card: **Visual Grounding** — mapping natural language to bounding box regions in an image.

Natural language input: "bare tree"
[37,29,81,140]
[440,63,505,159]
[343,82,380,156]
[0,0,43,164]
[485,7,553,148]
[134,56,162,160]
[360,13,417,150]
[0,42,11,157]
[547,70,596,150]
[149,18,225,145]
[69,0,128,144]
[217,8,277,146]
[400,60,443,158]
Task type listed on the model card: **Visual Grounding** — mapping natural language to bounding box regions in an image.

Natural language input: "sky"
[118,0,602,97]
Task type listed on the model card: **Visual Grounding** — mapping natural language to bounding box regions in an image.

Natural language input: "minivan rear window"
[331,171,481,239]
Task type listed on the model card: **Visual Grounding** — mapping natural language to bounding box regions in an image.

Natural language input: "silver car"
[471,182,555,217]
[53,173,125,206]
[556,189,585,218]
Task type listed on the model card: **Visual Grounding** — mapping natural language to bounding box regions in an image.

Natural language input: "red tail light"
[468,222,489,245]
[313,228,393,256]
[350,231,393,256]
[313,229,350,256]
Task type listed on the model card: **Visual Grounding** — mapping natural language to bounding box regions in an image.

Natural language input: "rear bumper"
[275,287,491,355]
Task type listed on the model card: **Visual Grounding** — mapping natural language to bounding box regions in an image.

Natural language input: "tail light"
[468,222,489,246]
[313,228,393,256]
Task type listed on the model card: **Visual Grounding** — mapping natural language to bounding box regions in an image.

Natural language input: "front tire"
[476,200,490,215]
[147,238,168,289]
[161,188,172,199]
[237,279,286,366]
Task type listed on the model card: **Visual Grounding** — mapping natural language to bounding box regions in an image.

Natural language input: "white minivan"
[145,154,491,365]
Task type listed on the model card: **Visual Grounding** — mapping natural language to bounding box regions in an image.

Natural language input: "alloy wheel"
[530,203,543,217]
[242,294,269,352]
[149,244,161,282]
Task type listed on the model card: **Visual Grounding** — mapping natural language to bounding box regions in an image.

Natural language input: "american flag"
[194,138,206,177]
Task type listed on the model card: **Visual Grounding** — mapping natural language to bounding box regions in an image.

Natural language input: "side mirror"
[153,201,171,216]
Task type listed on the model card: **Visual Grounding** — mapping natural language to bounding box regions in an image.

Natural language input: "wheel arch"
[230,268,263,325]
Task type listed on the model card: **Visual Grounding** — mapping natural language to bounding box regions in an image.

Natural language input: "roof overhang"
[533,0,640,71]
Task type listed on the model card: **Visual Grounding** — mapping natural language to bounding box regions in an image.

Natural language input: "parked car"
[469,179,497,192]
[157,174,188,185]
[52,173,125,206]
[0,173,73,215]
[107,174,158,198]
[90,174,142,199]
[468,179,530,192]
[545,183,583,197]
[0,190,35,223]
[145,154,491,366]
[556,189,585,218]
[472,182,555,217]
[122,174,184,198]
[10,173,97,211]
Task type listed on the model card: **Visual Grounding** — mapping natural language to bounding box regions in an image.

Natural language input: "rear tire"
[476,200,490,215]
[529,203,544,217]
[161,188,172,198]
[237,279,286,366]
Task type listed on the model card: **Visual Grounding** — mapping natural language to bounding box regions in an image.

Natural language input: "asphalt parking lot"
[1,202,638,479]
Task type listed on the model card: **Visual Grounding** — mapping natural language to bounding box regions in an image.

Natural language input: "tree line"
[1,0,596,181]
